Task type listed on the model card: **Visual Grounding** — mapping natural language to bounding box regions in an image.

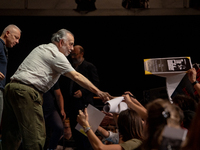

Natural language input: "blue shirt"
[0,38,8,89]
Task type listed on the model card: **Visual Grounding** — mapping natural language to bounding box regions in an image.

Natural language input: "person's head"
[70,45,84,64]
[172,94,197,112]
[117,109,144,142]
[63,118,72,138]
[51,29,74,56]
[172,95,197,129]
[142,99,181,150]
[1,24,21,48]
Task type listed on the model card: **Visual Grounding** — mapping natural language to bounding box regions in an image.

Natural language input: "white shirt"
[105,131,119,144]
[11,43,75,93]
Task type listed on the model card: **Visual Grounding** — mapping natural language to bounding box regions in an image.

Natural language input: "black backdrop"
[1,15,200,103]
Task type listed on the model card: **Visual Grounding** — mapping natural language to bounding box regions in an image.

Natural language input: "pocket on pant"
[15,85,43,106]
[29,89,43,105]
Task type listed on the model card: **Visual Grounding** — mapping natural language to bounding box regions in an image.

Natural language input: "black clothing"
[43,82,64,149]
[69,60,99,150]
[69,60,99,109]
[57,136,76,150]
[0,38,8,90]
[43,81,60,114]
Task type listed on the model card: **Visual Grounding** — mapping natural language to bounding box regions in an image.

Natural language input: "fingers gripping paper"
[103,96,128,113]
[75,104,105,136]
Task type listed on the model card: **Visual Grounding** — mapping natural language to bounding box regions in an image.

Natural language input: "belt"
[10,80,43,95]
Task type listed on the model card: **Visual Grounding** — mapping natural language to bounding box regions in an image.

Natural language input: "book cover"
[144,57,192,75]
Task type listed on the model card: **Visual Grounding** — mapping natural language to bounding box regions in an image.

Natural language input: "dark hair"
[117,109,144,142]
[145,102,167,150]
[172,95,197,129]
[142,99,181,150]
[172,94,197,112]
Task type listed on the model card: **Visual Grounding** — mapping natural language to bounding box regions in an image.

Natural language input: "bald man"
[0,24,21,122]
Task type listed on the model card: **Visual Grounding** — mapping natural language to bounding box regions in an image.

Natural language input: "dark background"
[1,15,200,104]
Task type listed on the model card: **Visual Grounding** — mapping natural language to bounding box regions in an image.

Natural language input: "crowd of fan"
[51,68,200,150]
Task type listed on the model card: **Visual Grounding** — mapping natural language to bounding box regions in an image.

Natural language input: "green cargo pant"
[2,82,46,150]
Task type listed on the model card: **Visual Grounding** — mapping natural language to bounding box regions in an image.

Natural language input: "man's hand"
[187,68,197,83]
[97,91,113,103]
[60,110,66,121]
[74,90,82,98]
[0,72,5,81]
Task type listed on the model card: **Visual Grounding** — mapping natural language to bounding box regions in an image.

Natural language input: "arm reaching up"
[123,92,147,120]
[64,70,112,102]
[187,68,200,96]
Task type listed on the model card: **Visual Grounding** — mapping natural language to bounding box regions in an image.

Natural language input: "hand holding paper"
[77,109,89,127]
[76,104,105,136]
[187,68,197,83]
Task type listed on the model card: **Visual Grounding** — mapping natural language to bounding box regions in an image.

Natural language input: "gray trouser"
[2,82,46,150]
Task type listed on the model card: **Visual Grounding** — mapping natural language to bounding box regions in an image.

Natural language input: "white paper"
[103,96,128,113]
[75,104,105,136]
[162,126,188,141]
[166,73,186,102]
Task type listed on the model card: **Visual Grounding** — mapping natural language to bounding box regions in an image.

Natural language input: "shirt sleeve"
[52,53,75,75]
[105,131,119,144]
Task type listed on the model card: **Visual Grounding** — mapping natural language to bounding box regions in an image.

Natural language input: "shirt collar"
[0,38,5,45]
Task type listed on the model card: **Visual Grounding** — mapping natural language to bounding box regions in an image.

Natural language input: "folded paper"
[103,96,128,113]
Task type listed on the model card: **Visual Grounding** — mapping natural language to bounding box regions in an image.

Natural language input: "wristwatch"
[192,80,199,86]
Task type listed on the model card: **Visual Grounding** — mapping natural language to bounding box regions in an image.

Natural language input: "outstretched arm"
[64,70,112,102]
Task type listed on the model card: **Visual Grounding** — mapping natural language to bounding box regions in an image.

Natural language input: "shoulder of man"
[83,60,97,68]
[0,39,4,48]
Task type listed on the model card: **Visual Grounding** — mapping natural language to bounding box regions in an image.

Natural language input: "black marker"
[82,104,88,112]
[125,93,136,99]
